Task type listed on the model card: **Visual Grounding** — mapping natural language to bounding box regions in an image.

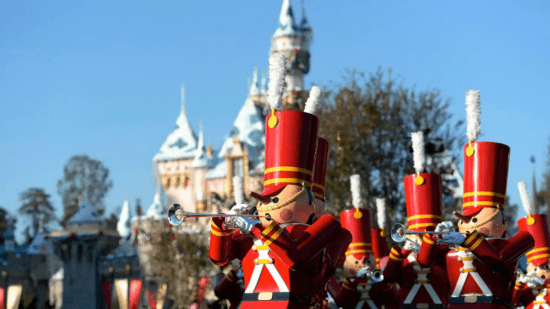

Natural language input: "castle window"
[175,177,181,187]
[166,178,171,188]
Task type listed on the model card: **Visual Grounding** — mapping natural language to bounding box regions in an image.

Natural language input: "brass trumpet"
[390,223,452,243]
[168,203,264,226]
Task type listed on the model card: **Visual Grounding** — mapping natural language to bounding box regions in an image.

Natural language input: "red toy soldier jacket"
[512,280,536,308]
[384,235,450,309]
[327,276,399,309]
[524,281,550,309]
[208,214,351,309]
[214,270,244,309]
[446,230,534,309]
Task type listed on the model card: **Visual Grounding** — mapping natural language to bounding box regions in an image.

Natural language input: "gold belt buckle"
[464,295,478,303]
[416,304,429,309]
[258,292,273,300]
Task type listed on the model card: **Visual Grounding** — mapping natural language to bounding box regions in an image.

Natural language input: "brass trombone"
[168,203,264,226]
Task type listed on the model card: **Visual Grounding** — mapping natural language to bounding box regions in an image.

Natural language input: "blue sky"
[1,0,549,232]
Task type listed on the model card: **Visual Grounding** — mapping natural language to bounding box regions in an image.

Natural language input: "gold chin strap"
[257,185,307,212]
[462,208,504,229]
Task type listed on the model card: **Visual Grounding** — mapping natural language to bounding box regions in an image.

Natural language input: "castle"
[152,0,314,214]
[0,2,316,309]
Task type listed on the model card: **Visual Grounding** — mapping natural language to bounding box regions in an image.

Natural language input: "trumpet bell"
[168,203,184,226]
[391,223,407,243]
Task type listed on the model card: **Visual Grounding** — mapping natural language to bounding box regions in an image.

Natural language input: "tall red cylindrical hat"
[312,137,329,201]
[518,214,550,266]
[404,173,443,231]
[462,141,510,217]
[340,208,372,259]
[261,110,319,197]
[371,228,388,268]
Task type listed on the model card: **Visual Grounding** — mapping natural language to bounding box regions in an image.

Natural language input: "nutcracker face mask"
[254,184,315,226]
[457,207,507,238]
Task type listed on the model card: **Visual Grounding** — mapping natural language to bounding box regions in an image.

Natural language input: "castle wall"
[159,159,196,213]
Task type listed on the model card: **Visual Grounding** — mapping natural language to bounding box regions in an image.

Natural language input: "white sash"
[403,255,442,304]
[244,239,289,293]
[449,249,492,297]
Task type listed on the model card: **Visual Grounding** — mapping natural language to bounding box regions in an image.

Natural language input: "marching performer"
[208,53,351,309]
[514,181,548,308]
[437,90,535,309]
[327,175,399,309]
[383,131,450,309]
[371,198,388,268]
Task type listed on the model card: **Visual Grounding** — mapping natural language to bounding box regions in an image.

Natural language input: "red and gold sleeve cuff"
[260,221,284,245]
[514,281,525,291]
[389,246,406,261]
[422,234,436,245]
[211,219,231,237]
[463,230,484,251]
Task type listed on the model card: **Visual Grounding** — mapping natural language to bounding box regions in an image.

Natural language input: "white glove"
[356,266,371,278]
[525,271,545,286]
[518,273,529,284]
[226,204,249,228]
[435,221,453,233]
[438,232,466,245]
[232,216,260,234]
[228,204,248,215]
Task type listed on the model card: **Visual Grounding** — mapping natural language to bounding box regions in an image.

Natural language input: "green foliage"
[137,219,214,307]
[57,155,113,226]
[317,68,465,233]
[18,187,56,239]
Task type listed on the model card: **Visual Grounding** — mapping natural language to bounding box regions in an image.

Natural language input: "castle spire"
[117,193,131,238]
[274,0,298,37]
[192,120,208,168]
[153,84,198,161]
[249,64,261,96]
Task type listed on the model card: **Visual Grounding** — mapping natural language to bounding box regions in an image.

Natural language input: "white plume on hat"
[267,53,287,110]
[376,198,386,229]
[465,90,481,142]
[304,85,322,114]
[411,131,425,174]
[233,175,245,205]
[350,174,361,209]
[518,181,533,216]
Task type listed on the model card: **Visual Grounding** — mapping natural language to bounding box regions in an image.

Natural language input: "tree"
[317,68,465,233]
[0,207,16,245]
[136,198,144,217]
[57,155,113,227]
[18,188,56,239]
[504,196,519,236]
[135,219,214,307]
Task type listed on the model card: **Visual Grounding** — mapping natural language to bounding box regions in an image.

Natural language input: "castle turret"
[117,195,131,238]
[192,121,208,212]
[154,84,199,212]
[50,198,119,309]
[270,0,313,108]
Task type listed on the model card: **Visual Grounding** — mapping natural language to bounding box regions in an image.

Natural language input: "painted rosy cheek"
[280,209,293,222]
